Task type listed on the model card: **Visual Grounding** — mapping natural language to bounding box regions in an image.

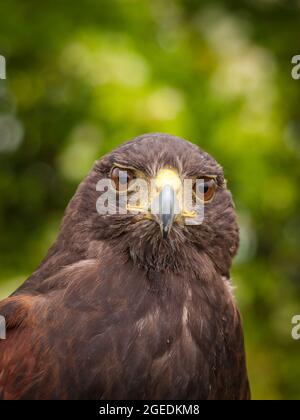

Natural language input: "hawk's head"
[62,134,239,275]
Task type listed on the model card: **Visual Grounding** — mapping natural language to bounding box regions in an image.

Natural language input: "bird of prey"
[0,133,250,400]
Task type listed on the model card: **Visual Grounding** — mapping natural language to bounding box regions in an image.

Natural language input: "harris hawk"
[0,133,250,400]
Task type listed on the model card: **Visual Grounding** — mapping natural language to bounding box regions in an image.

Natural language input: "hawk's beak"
[151,168,182,238]
[158,184,176,239]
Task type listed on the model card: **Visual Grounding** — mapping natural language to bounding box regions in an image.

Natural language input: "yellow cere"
[155,168,182,192]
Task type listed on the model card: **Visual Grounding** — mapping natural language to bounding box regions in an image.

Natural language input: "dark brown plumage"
[0,133,250,400]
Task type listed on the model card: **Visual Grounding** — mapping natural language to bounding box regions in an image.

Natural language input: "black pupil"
[197,182,209,194]
[203,183,209,194]
[119,172,128,185]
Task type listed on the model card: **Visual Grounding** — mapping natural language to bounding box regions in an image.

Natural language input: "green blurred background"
[0,0,300,400]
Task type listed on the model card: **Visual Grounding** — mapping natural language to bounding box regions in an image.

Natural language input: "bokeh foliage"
[0,0,300,400]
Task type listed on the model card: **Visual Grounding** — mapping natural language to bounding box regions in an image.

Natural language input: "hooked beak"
[158,184,176,239]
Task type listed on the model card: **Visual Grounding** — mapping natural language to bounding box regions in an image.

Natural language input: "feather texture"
[0,134,250,400]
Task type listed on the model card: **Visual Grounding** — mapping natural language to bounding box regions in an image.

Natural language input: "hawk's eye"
[111,167,134,192]
[194,178,216,203]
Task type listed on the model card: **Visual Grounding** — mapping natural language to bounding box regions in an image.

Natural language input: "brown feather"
[0,134,250,400]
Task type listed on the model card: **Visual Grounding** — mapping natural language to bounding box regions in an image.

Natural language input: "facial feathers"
[0,133,250,400]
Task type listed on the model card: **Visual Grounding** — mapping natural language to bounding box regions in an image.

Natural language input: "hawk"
[0,133,250,400]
